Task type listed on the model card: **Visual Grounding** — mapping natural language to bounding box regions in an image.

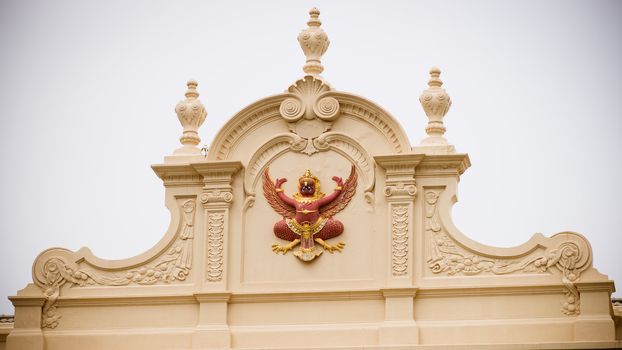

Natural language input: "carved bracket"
[424,189,592,316]
[32,199,197,328]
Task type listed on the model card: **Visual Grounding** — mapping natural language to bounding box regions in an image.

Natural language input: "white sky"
[1,0,621,315]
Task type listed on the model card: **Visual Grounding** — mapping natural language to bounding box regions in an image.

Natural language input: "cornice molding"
[415,153,471,177]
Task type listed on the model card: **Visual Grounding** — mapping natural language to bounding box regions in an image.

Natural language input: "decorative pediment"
[8,7,617,350]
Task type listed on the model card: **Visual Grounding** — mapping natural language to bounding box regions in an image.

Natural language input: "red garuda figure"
[263,166,357,261]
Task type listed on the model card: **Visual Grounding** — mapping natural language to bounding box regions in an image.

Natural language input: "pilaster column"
[375,155,423,346]
[192,161,243,290]
[190,161,242,349]
[375,154,423,286]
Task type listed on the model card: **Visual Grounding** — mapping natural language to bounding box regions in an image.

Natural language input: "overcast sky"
[1,0,621,315]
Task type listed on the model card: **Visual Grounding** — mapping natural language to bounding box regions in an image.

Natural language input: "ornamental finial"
[298,7,330,76]
[173,79,207,155]
[419,67,452,148]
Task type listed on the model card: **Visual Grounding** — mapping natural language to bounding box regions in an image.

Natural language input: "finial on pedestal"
[173,79,207,155]
[419,67,452,148]
[298,7,330,76]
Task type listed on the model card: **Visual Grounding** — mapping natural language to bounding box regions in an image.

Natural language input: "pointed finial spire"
[173,79,207,155]
[298,7,330,76]
[419,67,453,149]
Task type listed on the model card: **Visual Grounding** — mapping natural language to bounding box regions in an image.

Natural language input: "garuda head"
[295,169,325,200]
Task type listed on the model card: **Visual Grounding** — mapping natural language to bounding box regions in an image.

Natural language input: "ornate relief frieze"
[424,190,590,316]
[206,212,225,282]
[391,205,409,276]
[33,199,197,328]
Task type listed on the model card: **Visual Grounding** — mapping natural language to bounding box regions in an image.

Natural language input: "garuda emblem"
[263,166,357,261]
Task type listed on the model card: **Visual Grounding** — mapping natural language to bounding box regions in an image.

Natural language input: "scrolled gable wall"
[7,75,618,350]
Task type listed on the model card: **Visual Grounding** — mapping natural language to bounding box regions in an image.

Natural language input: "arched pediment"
[207,76,412,162]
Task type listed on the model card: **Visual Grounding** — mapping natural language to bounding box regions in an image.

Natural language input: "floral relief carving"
[425,190,587,316]
[206,212,225,282]
[391,205,409,276]
[35,199,196,328]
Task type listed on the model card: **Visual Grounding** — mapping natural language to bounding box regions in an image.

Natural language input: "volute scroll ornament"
[279,78,340,123]
[313,95,340,121]
[200,189,234,205]
[279,96,305,122]
[384,183,417,198]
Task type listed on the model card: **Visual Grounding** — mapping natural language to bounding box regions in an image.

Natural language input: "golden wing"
[320,165,357,218]
[263,168,296,219]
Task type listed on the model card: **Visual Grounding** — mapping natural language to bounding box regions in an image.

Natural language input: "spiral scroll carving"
[313,96,340,121]
[279,97,305,122]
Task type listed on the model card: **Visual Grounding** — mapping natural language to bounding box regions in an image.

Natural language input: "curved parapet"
[207,76,413,163]
[419,174,607,317]
[31,197,197,328]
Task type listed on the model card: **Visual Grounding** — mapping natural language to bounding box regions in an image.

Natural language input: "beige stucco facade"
[4,8,621,350]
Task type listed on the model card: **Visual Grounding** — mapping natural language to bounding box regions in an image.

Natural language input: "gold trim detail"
[286,217,328,239]
[297,209,318,214]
